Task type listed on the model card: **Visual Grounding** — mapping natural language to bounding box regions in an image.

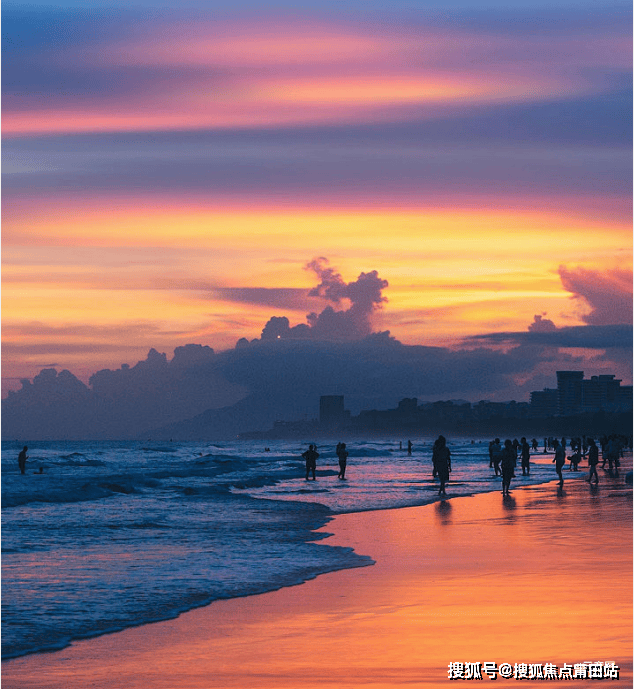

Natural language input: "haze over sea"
[2,436,616,661]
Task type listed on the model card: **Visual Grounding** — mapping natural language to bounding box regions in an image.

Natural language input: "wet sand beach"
[3,468,632,689]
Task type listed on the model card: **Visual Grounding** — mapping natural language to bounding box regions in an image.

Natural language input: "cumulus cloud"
[260,258,389,342]
[528,314,557,332]
[558,265,633,325]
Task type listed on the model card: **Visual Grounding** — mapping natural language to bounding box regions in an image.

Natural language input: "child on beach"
[567,451,582,471]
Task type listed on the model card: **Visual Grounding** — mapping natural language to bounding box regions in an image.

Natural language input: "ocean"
[0,436,592,659]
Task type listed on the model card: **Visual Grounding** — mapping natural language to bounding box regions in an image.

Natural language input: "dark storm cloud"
[465,324,632,350]
[4,321,630,439]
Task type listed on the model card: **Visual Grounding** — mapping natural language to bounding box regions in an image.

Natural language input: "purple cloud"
[528,314,558,332]
[260,258,388,342]
[559,265,633,325]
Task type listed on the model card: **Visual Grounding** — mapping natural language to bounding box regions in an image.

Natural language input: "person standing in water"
[501,439,515,495]
[302,444,319,481]
[336,442,348,479]
[552,439,565,489]
[18,446,28,475]
[587,438,599,484]
[520,437,531,476]
[432,435,451,496]
[490,438,502,476]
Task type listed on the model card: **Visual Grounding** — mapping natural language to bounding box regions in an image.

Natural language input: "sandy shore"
[3,468,632,689]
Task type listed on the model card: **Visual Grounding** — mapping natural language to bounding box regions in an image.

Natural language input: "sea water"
[1,437,572,659]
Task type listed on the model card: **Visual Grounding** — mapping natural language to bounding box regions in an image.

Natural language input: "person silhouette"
[552,439,565,489]
[407,440,412,456]
[586,438,599,484]
[18,446,28,475]
[491,438,502,476]
[302,444,319,481]
[336,442,348,479]
[568,451,582,471]
[520,437,530,476]
[501,439,515,495]
[432,435,451,496]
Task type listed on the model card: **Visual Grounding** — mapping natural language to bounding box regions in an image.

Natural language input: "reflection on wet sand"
[2,472,631,689]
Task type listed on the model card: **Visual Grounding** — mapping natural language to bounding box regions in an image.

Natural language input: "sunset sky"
[3,0,632,400]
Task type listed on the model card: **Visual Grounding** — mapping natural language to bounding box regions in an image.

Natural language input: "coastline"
[3,469,631,688]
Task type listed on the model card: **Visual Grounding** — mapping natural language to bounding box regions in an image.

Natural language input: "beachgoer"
[407,440,412,456]
[302,444,319,481]
[18,446,28,475]
[531,438,539,452]
[552,439,565,489]
[491,438,502,476]
[488,440,495,468]
[336,442,348,479]
[587,438,599,484]
[512,438,520,457]
[432,435,451,496]
[501,439,515,495]
[520,437,530,476]
[606,435,620,476]
[568,451,582,471]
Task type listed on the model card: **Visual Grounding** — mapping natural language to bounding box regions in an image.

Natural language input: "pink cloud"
[5,17,625,137]
[559,265,633,325]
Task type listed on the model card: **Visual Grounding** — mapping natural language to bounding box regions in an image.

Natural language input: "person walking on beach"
[336,442,348,480]
[587,438,599,484]
[302,444,319,481]
[490,438,502,476]
[501,439,515,495]
[520,437,530,476]
[432,435,451,496]
[552,439,565,489]
[407,440,412,456]
[18,446,28,475]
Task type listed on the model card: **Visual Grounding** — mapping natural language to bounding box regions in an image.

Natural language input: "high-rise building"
[319,395,346,427]
[530,388,558,417]
[556,371,584,416]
